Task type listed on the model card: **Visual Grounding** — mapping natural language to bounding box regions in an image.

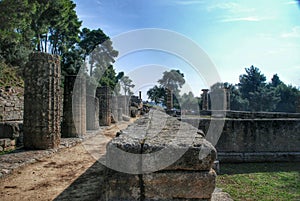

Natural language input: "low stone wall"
[103,110,217,200]
[0,87,23,122]
[182,111,300,162]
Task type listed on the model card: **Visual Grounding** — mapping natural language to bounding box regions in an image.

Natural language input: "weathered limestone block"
[105,110,217,200]
[102,168,140,201]
[23,52,61,149]
[144,170,216,200]
[106,117,149,174]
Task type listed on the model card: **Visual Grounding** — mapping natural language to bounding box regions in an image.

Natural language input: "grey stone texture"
[182,111,300,162]
[201,89,209,110]
[105,109,217,200]
[117,108,123,122]
[23,52,61,149]
[86,95,99,130]
[117,95,130,116]
[111,96,118,123]
[0,87,23,121]
[96,86,111,126]
[62,75,86,137]
[144,170,216,200]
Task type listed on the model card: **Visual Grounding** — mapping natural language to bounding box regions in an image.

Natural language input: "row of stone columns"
[201,88,230,111]
[22,53,132,150]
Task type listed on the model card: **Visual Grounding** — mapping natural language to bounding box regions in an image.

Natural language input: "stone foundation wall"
[182,111,300,162]
[0,87,23,122]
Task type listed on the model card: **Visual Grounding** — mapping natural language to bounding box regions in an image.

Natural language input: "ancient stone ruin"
[23,52,61,150]
[103,109,217,200]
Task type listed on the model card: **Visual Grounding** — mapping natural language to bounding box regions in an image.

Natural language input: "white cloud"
[207,2,255,13]
[281,26,300,38]
[220,16,263,22]
[175,0,205,6]
[285,1,298,5]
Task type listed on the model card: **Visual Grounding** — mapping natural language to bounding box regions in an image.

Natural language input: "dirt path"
[0,120,134,201]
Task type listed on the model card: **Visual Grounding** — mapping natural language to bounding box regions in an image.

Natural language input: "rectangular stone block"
[144,169,216,200]
[103,168,141,201]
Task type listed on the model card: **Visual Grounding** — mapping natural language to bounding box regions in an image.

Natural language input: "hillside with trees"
[0,0,126,93]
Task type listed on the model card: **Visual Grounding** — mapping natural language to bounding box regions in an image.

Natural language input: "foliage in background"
[0,62,23,87]
[0,0,125,94]
[147,69,185,108]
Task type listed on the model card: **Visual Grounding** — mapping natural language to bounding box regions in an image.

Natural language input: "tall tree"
[180,91,199,112]
[238,65,267,99]
[238,66,269,111]
[147,85,166,105]
[120,76,135,96]
[147,69,185,107]
[270,74,282,88]
[275,84,299,113]
[248,85,280,112]
[0,0,82,66]
[158,70,185,94]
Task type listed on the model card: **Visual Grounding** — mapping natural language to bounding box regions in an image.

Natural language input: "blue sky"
[74,0,300,97]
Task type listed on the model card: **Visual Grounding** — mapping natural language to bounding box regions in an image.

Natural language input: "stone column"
[62,75,86,137]
[118,108,123,122]
[225,88,230,111]
[96,86,111,126]
[201,89,209,111]
[139,91,142,100]
[118,95,129,116]
[111,96,118,123]
[23,52,61,149]
[166,88,173,111]
[210,89,226,111]
[86,96,99,130]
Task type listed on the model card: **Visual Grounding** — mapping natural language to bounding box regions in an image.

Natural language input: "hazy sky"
[74,0,300,97]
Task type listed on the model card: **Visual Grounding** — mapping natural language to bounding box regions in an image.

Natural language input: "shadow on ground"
[54,159,107,201]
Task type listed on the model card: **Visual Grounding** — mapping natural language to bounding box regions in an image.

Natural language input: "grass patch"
[217,162,300,201]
